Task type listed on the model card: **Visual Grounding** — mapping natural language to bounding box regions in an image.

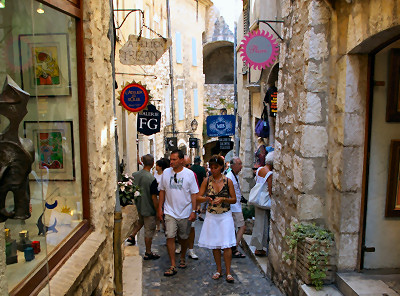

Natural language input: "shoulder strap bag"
[248,171,273,209]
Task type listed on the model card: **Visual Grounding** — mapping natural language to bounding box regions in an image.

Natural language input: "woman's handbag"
[248,171,273,209]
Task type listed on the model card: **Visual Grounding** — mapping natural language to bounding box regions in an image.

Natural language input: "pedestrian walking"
[190,156,207,220]
[251,151,274,257]
[197,155,237,283]
[126,154,160,261]
[158,150,198,276]
[225,157,246,258]
[154,158,169,232]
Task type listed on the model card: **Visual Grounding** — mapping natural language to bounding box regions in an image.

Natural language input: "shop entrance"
[363,39,400,270]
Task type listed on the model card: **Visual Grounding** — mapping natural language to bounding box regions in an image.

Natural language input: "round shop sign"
[240,30,279,70]
[120,83,149,113]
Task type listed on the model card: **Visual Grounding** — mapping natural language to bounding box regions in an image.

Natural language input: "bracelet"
[192,210,196,213]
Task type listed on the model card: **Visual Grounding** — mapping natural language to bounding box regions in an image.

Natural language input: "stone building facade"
[267,0,400,295]
[1,0,119,295]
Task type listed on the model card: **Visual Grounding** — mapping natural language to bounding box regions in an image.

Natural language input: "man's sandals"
[164,266,177,277]
[232,250,246,258]
[143,252,160,260]
[212,271,222,280]
[178,258,187,269]
[226,274,235,283]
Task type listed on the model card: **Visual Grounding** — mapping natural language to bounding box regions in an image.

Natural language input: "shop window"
[0,1,85,293]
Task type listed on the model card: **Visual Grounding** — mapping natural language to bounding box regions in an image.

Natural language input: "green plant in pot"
[284,223,334,290]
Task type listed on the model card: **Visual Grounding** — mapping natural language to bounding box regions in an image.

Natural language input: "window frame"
[9,1,91,295]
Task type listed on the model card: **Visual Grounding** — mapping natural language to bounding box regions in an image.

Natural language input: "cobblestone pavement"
[138,219,282,296]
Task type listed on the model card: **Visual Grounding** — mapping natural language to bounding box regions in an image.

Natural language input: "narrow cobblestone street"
[138,220,282,296]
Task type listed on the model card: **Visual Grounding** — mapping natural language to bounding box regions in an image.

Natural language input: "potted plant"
[284,223,335,290]
[118,174,141,207]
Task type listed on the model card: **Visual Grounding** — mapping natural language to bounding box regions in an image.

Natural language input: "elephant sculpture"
[0,76,34,222]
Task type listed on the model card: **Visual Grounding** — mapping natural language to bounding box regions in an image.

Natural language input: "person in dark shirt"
[190,156,207,220]
[126,154,160,261]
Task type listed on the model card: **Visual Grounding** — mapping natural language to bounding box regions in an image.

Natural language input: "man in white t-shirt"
[158,149,198,276]
[226,157,247,258]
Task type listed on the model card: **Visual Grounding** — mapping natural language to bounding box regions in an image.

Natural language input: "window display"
[0,1,83,292]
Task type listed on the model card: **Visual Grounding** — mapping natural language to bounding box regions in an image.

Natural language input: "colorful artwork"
[38,131,64,170]
[34,46,60,86]
[386,140,400,217]
[19,33,71,96]
[24,121,75,181]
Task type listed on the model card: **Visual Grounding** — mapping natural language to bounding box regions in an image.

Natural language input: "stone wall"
[270,0,331,294]
[270,0,400,294]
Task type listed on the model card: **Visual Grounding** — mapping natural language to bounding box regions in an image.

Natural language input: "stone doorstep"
[242,234,269,276]
[336,272,400,296]
[301,284,344,296]
[122,245,142,296]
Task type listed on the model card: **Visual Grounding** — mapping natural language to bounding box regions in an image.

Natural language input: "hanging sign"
[118,81,151,113]
[206,115,235,137]
[137,104,161,136]
[119,35,172,65]
[218,136,233,151]
[189,138,198,148]
[166,137,177,151]
[239,30,279,70]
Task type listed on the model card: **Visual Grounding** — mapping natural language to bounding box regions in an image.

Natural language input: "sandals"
[232,251,246,258]
[164,266,177,277]
[143,252,160,260]
[254,250,267,257]
[178,258,187,269]
[212,271,222,280]
[226,274,235,283]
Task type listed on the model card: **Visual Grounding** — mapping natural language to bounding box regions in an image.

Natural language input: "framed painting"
[18,33,71,97]
[24,121,75,181]
[385,140,400,217]
[386,49,400,122]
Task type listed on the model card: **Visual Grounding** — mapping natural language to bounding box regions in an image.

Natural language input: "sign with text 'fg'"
[137,104,161,136]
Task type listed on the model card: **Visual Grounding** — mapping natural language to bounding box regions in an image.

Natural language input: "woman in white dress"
[197,155,237,283]
[250,151,274,257]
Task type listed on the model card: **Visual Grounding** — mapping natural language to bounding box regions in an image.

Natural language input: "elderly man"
[225,157,246,258]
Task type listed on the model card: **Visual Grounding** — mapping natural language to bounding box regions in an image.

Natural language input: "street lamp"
[190,119,198,132]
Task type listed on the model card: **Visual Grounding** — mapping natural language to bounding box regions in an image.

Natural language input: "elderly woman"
[250,151,274,257]
[197,155,237,283]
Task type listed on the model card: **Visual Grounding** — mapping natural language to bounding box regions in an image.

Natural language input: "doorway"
[363,39,400,269]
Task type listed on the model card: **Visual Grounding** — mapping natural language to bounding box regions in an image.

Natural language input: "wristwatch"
[192,210,196,213]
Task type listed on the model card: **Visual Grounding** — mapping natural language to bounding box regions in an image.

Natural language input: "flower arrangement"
[118,174,141,206]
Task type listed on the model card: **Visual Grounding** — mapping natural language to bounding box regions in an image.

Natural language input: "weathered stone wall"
[270,0,331,294]
[204,84,234,115]
[0,227,6,295]
[270,0,400,294]
[79,0,116,294]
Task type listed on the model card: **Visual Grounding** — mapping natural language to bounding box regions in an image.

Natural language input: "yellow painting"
[33,46,60,86]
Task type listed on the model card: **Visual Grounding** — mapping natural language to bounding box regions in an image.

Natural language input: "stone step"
[336,272,400,296]
[300,284,344,296]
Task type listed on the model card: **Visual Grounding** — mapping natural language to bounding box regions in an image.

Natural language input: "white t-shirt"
[226,171,242,213]
[159,167,199,219]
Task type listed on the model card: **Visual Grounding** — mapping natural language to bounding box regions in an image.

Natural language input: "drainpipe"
[166,0,176,135]
[233,22,239,156]
[109,1,123,295]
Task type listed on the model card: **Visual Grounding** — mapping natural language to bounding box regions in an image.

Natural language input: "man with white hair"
[226,157,246,258]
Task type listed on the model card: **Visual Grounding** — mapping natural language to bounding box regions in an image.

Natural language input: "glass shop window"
[0,1,83,292]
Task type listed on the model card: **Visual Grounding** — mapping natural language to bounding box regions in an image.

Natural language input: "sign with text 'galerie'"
[239,30,279,70]
[119,35,172,65]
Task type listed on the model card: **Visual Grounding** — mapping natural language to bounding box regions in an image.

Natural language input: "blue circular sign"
[120,83,149,112]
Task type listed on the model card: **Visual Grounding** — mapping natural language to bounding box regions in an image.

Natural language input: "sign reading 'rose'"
[239,30,279,70]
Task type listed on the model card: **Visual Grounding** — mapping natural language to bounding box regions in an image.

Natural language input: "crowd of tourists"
[125,147,274,284]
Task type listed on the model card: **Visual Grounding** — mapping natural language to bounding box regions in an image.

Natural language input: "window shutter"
[192,37,197,66]
[178,89,184,120]
[176,32,182,64]
[164,87,171,124]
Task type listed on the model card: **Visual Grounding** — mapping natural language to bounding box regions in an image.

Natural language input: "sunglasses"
[174,173,177,183]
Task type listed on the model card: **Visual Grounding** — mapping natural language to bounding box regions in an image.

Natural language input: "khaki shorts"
[232,211,245,228]
[138,214,156,238]
[164,214,191,240]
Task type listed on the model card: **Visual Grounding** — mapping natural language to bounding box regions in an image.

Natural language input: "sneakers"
[175,244,181,254]
[125,236,136,246]
[188,249,198,260]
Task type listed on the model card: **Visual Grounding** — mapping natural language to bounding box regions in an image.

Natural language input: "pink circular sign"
[240,30,279,70]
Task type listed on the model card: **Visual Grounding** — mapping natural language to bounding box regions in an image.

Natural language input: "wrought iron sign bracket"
[114,9,143,30]
[258,20,284,41]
